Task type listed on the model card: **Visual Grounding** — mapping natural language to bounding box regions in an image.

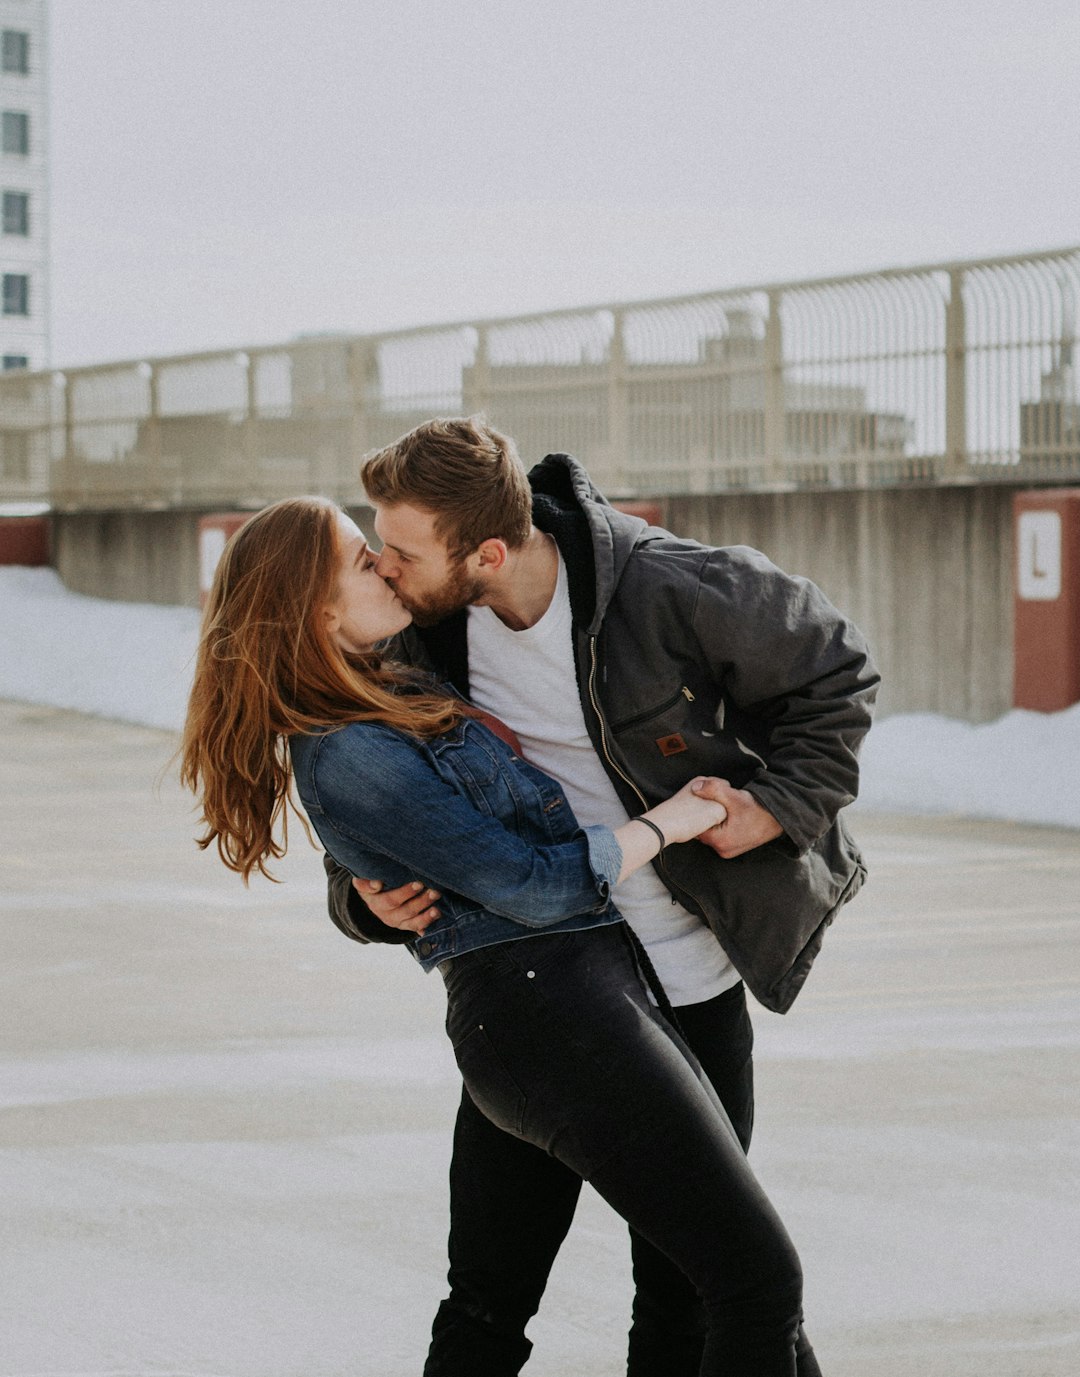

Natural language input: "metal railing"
[2,246,1078,510]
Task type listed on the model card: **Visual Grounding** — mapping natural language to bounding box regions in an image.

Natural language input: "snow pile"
[854,704,1080,829]
[1,565,1077,828]
[0,567,201,731]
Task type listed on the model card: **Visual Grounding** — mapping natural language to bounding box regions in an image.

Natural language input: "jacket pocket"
[427,722,527,823]
[610,685,760,793]
[610,685,694,733]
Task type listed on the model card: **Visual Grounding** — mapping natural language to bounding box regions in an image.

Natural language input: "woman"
[180,495,814,1377]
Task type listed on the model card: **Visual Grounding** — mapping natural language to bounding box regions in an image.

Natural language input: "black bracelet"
[630,815,667,851]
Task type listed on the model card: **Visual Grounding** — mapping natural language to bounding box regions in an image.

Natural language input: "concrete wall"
[667,485,1015,721]
[52,486,1018,722]
[54,509,207,608]
[52,504,374,607]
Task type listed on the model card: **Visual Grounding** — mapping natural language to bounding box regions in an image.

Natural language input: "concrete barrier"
[46,483,1080,722]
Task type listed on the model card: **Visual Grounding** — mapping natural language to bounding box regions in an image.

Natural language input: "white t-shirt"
[466,551,738,1006]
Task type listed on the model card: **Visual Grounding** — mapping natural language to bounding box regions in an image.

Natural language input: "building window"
[2,272,29,315]
[2,190,29,234]
[3,353,29,370]
[2,30,30,74]
[2,110,30,155]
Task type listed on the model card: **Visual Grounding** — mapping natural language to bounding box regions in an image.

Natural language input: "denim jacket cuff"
[583,824,622,897]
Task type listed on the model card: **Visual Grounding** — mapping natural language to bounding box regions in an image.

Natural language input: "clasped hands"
[352,777,782,937]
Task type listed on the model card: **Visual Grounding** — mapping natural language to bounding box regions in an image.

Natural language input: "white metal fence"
[2,246,1078,510]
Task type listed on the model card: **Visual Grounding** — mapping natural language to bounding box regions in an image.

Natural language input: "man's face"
[373,502,485,627]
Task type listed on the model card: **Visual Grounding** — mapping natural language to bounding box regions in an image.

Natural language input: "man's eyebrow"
[380,539,419,559]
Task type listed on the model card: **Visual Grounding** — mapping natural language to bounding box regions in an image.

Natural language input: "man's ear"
[475,538,509,572]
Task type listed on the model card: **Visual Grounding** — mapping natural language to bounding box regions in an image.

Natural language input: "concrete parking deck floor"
[2,698,1079,1377]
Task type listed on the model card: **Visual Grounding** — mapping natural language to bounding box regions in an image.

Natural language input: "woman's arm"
[343,777,727,937]
[308,727,726,931]
[611,780,726,882]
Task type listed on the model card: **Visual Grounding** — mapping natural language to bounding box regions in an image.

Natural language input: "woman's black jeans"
[438,924,807,1377]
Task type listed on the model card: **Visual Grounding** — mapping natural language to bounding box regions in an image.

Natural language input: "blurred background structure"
[1,1,1078,724]
[0,0,49,373]
[2,246,1078,724]
[2,246,1077,512]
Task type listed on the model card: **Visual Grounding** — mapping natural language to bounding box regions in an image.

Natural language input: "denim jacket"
[290,714,623,972]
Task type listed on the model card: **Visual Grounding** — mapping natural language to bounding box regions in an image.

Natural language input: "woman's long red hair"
[179,496,461,882]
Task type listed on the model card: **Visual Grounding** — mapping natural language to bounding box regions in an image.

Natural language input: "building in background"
[1019,301,1079,467]
[1,0,48,372]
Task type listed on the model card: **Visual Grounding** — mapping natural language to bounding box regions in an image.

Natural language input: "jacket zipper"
[609,684,695,734]
[587,638,708,915]
[588,636,648,812]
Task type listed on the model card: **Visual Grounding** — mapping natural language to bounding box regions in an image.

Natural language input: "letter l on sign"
[1017,511,1062,601]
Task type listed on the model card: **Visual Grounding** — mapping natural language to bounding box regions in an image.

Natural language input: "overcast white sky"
[48,0,1080,367]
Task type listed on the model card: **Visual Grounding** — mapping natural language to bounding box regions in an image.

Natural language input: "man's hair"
[360,416,533,559]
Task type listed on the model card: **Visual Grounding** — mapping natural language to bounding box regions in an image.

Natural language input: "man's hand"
[352,877,441,935]
[690,778,783,858]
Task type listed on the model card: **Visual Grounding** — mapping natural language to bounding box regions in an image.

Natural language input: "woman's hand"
[352,876,441,935]
[612,777,728,883]
[647,776,730,845]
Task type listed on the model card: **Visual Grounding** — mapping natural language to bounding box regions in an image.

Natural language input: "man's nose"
[374,549,396,578]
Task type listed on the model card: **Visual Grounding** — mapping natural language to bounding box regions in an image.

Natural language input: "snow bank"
[1,566,1077,828]
[854,704,1080,829]
[0,567,201,731]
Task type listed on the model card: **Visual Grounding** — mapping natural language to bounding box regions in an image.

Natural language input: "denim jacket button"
[418,940,434,957]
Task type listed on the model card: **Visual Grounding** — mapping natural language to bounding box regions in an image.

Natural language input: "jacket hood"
[528,453,653,636]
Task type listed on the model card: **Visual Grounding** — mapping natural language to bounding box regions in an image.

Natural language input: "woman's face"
[324,512,413,652]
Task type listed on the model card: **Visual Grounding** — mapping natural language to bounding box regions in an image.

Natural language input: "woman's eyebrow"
[354,541,370,565]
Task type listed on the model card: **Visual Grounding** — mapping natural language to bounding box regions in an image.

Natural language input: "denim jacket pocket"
[426,721,529,826]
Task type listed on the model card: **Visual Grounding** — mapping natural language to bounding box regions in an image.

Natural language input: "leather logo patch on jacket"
[655,733,688,757]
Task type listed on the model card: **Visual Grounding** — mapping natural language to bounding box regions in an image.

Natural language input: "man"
[325,416,878,1376]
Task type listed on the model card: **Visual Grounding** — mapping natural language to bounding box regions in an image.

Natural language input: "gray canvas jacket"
[326,452,880,1013]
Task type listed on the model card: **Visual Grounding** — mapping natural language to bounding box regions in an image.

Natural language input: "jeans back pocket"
[452,1023,527,1138]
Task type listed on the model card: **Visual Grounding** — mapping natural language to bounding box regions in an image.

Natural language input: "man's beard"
[395,559,486,627]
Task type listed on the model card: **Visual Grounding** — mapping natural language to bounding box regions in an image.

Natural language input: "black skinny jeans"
[432,924,809,1377]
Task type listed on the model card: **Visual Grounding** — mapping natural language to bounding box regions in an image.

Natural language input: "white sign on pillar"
[199,527,228,600]
[1017,511,1062,601]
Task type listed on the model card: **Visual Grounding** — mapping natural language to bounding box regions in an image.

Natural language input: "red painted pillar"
[0,515,50,565]
[1013,489,1080,712]
[612,500,663,528]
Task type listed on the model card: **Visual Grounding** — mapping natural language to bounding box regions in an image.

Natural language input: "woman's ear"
[322,603,341,636]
